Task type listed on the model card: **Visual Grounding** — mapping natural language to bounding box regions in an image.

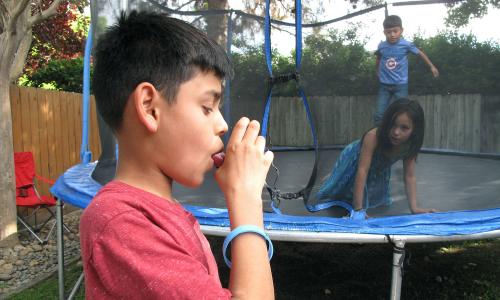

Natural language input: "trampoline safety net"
[88,0,500,218]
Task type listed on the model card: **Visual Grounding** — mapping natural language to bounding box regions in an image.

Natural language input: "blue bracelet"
[350,209,367,220]
[222,225,274,268]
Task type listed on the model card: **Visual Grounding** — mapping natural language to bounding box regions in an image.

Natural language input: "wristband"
[350,209,367,220]
[222,225,274,268]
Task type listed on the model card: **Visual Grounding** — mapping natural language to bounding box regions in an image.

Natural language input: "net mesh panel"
[90,0,499,215]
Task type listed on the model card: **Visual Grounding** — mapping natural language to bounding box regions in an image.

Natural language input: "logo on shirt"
[386,58,397,70]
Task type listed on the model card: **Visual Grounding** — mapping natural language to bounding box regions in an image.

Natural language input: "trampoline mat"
[173,150,500,217]
[51,150,500,236]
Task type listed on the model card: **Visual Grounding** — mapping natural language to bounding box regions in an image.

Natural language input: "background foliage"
[19,0,89,92]
[231,30,500,100]
[409,32,500,95]
[22,26,500,96]
[20,57,88,92]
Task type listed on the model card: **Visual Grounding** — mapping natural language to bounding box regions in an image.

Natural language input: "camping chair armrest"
[35,174,55,185]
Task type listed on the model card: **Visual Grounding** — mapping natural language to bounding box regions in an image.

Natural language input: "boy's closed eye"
[202,105,214,114]
[201,90,222,115]
[202,99,221,114]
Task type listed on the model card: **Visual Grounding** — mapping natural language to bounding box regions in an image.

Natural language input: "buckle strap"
[268,72,300,85]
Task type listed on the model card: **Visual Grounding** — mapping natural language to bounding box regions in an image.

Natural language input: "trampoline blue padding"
[52,162,500,236]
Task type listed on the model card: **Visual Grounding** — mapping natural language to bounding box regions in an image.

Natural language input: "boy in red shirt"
[80,11,274,299]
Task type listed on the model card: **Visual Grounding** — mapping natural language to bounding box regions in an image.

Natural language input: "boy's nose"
[216,112,228,136]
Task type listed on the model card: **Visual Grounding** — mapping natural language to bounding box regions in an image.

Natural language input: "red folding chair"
[14,152,70,244]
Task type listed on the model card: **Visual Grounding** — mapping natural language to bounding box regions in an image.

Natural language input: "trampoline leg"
[390,240,406,300]
[57,199,65,300]
[67,273,84,300]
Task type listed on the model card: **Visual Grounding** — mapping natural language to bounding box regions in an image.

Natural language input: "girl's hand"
[411,207,438,214]
[214,117,274,228]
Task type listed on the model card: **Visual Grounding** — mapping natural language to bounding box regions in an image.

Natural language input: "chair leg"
[18,205,72,244]
[21,206,51,233]
[44,220,57,243]
[63,223,72,233]
[67,272,85,300]
[45,207,72,233]
[17,216,45,244]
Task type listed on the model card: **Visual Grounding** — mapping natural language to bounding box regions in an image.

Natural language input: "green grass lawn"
[7,238,500,300]
[7,262,84,300]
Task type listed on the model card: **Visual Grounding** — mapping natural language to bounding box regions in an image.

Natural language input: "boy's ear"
[132,82,160,133]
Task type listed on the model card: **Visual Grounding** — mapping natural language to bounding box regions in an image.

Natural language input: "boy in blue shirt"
[374,15,439,124]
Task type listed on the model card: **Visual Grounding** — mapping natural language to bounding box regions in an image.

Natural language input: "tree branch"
[9,30,32,82]
[8,0,31,32]
[28,0,64,28]
[0,1,9,33]
[176,0,197,11]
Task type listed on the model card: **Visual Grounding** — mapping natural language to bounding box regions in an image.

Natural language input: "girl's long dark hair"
[376,98,425,160]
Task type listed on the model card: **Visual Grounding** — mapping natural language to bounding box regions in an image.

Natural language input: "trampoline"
[53,149,500,236]
[52,149,500,299]
[51,1,500,299]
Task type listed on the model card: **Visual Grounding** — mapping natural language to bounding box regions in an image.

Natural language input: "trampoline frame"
[55,202,500,300]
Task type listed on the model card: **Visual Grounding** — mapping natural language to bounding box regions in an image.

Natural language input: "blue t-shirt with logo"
[376,38,419,85]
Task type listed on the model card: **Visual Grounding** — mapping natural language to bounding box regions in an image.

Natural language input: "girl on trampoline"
[317,98,437,219]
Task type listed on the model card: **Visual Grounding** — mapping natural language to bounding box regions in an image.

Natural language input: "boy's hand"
[214,117,274,228]
[430,66,439,78]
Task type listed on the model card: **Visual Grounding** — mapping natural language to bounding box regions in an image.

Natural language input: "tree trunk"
[0,2,28,246]
[206,0,228,46]
[0,74,18,247]
[0,1,31,246]
[0,0,62,246]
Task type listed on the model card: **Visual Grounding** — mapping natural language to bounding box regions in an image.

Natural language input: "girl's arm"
[352,129,377,210]
[403,157,436,214]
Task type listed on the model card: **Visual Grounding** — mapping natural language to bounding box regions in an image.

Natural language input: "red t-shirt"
[80,181,231,299]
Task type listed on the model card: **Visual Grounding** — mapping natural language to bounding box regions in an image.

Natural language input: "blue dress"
[316,139,407,209]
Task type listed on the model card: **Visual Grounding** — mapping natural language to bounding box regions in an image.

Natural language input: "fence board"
[333,96,351,144]
[61,92,71,169]
[74,95,83,161]
[416,95,431,148]
[89,95,101,159]
[481,95,500,153]
[19,88,32,150]
[44,90,57,180]
[37,92,50,185]
[29,88,41,167]
[10,87,23,151]
[471,94,481,152]
[52,92,64,179]
[68,94,77,163]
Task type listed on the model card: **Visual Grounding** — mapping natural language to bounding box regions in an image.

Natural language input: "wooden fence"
[9,87,500,195]
[10,86,101,195]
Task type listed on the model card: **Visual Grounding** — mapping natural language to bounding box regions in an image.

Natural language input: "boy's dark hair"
[92,10,233,131]
[377,98,425,160]
[383,15,402,29]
